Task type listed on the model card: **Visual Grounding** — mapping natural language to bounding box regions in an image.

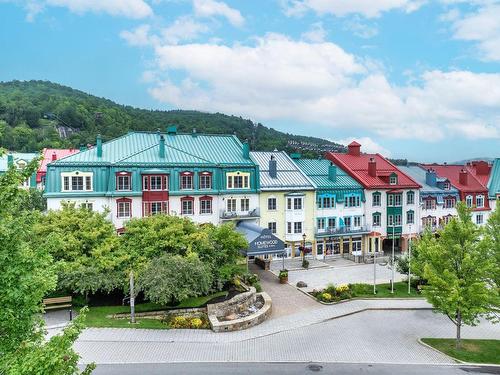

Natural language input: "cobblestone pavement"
[251,264,318,319]
[285,263,405,292]
[74,309,500,365]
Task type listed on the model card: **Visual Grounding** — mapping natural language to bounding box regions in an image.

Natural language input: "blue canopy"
[236,221,285,256]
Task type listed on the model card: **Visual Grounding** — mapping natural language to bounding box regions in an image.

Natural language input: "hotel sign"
[247,229,285,256]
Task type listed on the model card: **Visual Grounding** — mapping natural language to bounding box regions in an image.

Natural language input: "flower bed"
[311,283,352,303]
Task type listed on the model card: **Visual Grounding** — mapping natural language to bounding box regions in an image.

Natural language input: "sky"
[0,0,499,162]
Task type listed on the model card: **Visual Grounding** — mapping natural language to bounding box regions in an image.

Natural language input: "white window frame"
[268,197,277,211]
[117,175,131,191]
[476,214,483,225]
[180,174,193,190]
[227,198,237,212]
[61,172,93,192]
[240,198,250,211]
[476,195,484,208]
[117,201,131,218]
[372,193,381,207]
[200,199,212,214]
[293,222,303,234]
[406,191,414,205]
[268,222,277,234]
[199,174,212,190]
[466,195,473,208]
[390,175,397,185]
[181,200,193,215]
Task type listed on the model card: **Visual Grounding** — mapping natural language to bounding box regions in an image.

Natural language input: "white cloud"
[448,3,500,61]
[282,0,426,18]
[193,0,244,27]
[142,33,500,142]
[15,0,153,20]
[301,22,327,42]
[343,16,378,38]
[334,137,392,156]
[161,16,210,44]
[120,24,153,46]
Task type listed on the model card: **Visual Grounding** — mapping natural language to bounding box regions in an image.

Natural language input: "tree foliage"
[413,202,499,347]
[484,204,500,288]
[138,253,213,305]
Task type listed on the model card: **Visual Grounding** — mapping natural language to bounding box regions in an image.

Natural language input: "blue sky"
[1,0,499,162]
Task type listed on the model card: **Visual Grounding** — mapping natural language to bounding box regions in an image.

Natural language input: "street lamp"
[302,233,307,264]
[391,219,396,294]
[408,224,412,295]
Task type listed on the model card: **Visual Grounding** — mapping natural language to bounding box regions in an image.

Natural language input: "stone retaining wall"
[207,287,256,318]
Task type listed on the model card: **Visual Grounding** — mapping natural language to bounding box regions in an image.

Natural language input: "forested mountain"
[0,80,345,156]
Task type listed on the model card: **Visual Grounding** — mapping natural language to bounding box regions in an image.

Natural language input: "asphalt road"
[87,362,500,375]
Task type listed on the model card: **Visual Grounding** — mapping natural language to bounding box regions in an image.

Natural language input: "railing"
[220,208,260,220]
[316,225,371,236]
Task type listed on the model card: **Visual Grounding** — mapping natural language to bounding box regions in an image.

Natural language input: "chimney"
[242,140,250,159]
[51,152,57,161]
[328,162,337,182]
[96,134,102,158]
[368,157,377,177]
[474,161,490,175]
[159,135,165,158]
[425,169,437,186]
[347,141,361,156]
[459,169,468,185]
[192,128,197,137]
[7,153,14,167]
[269,155,277,178]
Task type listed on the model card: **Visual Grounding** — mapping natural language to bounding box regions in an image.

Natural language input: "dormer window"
[227,171,250,189]
[62,171,93,192]
[116,172,131,191]
[476,195,484,208]
[389,174,398,185]
[444,182,451,190]
[180,172,194,190]
[466,195,473,208]
[199,172,212,190]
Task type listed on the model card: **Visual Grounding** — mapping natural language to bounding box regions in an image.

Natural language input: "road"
[87,363,500,375]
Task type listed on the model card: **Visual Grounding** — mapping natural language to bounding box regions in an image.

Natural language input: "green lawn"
[422,338,500,364]
[351,282,420,298]
[84,291,227,329]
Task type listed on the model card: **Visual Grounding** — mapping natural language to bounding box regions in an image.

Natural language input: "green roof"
[53,132,254,166]
[0,152,38,172]
[488,158,500,199]
[293,158,363,190]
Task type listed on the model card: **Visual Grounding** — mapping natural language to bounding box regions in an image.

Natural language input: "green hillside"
[0,80,345,156]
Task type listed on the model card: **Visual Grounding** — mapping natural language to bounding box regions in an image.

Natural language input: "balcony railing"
[220,208,260,220]
[316,225,371,236]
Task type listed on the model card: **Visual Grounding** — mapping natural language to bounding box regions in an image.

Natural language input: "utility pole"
[129,270,135,324]
[373,240,377,295]
[391,222,395,294]
[408,224,412,295]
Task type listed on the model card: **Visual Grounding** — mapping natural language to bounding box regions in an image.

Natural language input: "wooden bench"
[43,296,72,310]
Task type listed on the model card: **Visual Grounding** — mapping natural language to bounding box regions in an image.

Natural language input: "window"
[240,198,250,211]
[144,201,168,216]
[372,192,381,207]
[346,195,360,207]
[116,172,131,191]
[476,214,483,225]
[406,191,415,205]
[407,211,414,224]
[388,214,394,226]
[180,173,193,190]
[227,172,250,189]
[150,202,163,215]
[466,195,473,208]
[62,172,93,192]
[227,198,237,212]
[268,197,277,210]
[287,222,292,234]
[294,222,303,234]
[117,199,131,218]
[390,175,398,185]
[150,176,163,190]
[353,216,361,227]
[444,182,451,190]
[328,217,336,228]
[476,195,484,208]
[293,197,303,210]
[443,215,453,225]
[395,214,402,226]
[80,202,93,211]
[200,198,212,214]
[344,217,352,227]
[317,218,325,230]
[199,173,212,190]
[422,216,436,228]
[268,222,277,233]
[424,198,436,210]
[72,176,83,190]
[444,197,455,209]
[373,213,381,227]
[181,198,193,215]
[322,197,332,208]
[394,194,402,207]
[388,194,394,206]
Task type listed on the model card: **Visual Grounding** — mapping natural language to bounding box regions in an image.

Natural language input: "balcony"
[220,208,260,221]
[315,225,371,237]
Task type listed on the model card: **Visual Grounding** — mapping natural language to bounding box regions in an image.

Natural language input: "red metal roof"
[420,164,488,193]
[349,140,361,147]
[465,161,491,187]
[36,148,80,182]
[326,148,421,189]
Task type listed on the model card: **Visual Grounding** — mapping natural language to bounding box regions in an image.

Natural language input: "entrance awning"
[236,221,285,257]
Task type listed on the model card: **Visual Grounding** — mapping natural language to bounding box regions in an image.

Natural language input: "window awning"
[236,221,285,256]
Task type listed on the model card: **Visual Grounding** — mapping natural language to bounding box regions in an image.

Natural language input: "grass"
[352,282,420,298]
[84,291,227,329]
[422,338,500,364]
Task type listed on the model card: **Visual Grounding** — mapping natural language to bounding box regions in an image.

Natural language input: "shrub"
[279,269,288,278]
[320,292,332,302]
[190,317,203,329]
[324,283,337,296]
[336,284,349,293]
[170,316,189,328]
[254,282,262,293]
[350,283,372,296]
[302,259,309,269]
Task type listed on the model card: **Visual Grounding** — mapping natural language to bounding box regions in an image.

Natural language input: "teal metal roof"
[0,152,38,172]
[52,132,254,166]
[488,158,500,199]
[293,158,363,190]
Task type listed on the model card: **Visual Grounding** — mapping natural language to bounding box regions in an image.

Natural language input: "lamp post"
[302,233,306,264]
[373,238,377,295]
[391,220,395,294]
[129,270,135,324]
[408,224,412,295]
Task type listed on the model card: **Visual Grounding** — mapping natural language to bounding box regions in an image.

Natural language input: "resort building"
[399,166,459,232]
[488,159,500,212]
[0,152,38,188]
[326,142,421,253]
[293,156,371,259]
[36,148,80,190]
[44,127,260,230]
[250,151,315,258]
[421,163,491,226]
